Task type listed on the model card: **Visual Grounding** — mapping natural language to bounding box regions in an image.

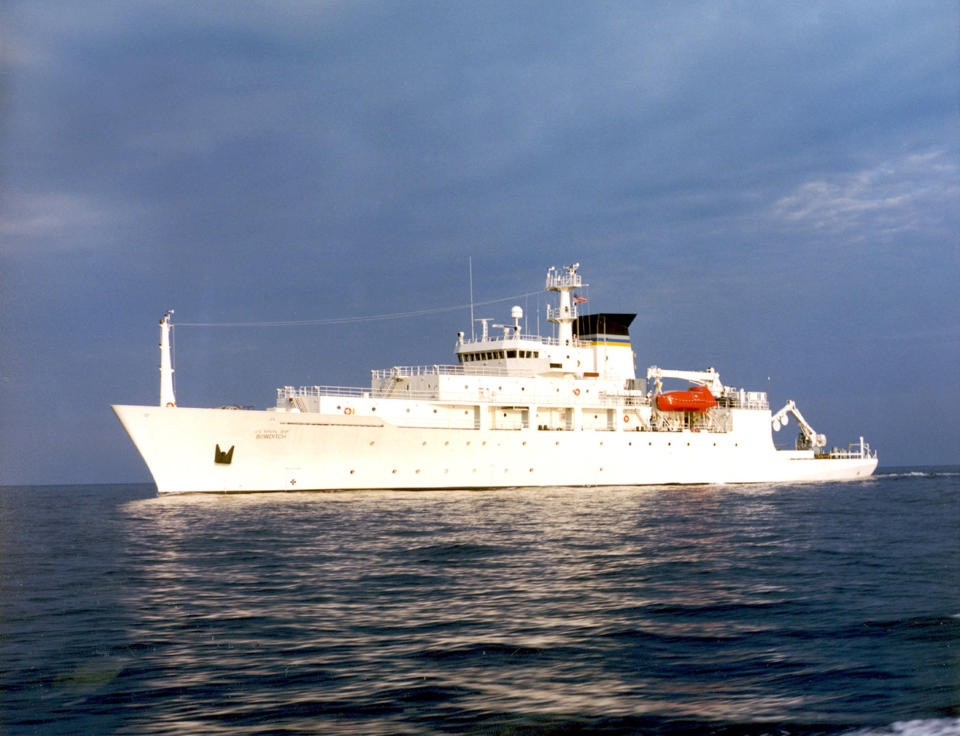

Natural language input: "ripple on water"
[1,475,958,733]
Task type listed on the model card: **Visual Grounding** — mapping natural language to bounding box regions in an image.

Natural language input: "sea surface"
[1,468,958,735]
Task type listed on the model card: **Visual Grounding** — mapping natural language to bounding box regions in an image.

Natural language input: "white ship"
[114,263,877,494]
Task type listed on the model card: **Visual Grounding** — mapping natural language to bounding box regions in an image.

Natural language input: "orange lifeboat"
[656,385,716,413]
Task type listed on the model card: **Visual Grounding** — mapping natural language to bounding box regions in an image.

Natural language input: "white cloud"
[767,150,960,241]
[0,192,144,252]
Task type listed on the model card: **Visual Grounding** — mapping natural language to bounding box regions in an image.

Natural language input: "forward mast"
[159,310,176,408]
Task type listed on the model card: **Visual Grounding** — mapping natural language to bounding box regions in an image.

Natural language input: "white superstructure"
[114,263,877,493]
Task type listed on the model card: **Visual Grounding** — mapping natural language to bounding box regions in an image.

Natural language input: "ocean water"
[1,469,958,735]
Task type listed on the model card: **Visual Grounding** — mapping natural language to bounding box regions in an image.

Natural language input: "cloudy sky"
[1,1,957,484]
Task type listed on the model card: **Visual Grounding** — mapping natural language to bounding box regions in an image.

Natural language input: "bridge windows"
[458,350,540,362]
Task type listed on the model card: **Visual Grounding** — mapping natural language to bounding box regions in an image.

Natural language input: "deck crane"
[645,366,725,395]
[771,400,827,452]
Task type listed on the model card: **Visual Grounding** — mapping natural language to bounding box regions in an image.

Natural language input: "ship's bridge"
[573,313,636,381]
[454,313,636,382]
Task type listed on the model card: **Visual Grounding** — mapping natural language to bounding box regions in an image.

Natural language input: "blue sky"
[1,1,957,484]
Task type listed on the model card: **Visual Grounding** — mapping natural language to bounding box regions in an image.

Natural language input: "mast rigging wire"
[175,291,542,328]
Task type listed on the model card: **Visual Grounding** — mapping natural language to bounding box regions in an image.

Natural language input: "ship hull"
[113,405,878,494]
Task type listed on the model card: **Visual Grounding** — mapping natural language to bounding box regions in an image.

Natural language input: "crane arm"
[771,400,826,451]
[646,366,724,395]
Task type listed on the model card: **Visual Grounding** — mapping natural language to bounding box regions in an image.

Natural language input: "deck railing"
[372,364,542,380]
[822,441,876,460]
[279,366,770,411]
[545,270,582,290]
[458,333,578,348]
[278,383,651,408]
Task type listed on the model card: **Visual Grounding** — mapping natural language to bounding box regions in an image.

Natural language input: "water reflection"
[106,484,896,732]
[4,477,954,733]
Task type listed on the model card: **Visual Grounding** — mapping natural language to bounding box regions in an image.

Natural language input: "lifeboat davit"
[657,385,717,413]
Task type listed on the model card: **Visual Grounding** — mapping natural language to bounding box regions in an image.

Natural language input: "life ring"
[572,388,580,396]
[165,402,175,407]
[623,414,630,423]
[344,407,353,415]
